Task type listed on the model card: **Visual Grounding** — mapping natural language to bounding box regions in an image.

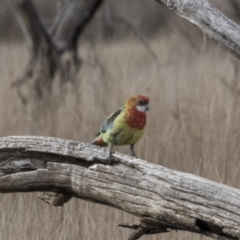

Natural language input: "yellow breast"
[101,111,144,146]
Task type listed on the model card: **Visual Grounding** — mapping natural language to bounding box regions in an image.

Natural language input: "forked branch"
[7,0,104,89]
[0,136,240,240]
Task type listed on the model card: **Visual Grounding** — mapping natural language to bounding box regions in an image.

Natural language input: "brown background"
[0,0,240,239]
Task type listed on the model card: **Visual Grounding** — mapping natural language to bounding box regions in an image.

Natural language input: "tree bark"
[0,136,240,240]
[155,0,240,60]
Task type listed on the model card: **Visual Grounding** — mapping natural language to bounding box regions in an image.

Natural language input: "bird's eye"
[138,99,144,105]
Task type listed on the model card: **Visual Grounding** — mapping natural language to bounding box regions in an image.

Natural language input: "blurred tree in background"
[0,0,239,101]
[1,0,240,42]
[1,1,240,240]
[0,0,239,107]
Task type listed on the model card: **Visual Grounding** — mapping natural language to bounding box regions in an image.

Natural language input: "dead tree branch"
[155,0,240,60]
[0,136,240,240]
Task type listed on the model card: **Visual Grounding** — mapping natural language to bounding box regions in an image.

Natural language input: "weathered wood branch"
[0,136,240,240]
[155,0,240,60]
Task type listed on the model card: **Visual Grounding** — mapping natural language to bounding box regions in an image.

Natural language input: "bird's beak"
[145,104,149,111]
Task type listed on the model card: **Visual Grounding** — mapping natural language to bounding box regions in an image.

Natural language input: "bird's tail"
[91,137,108,147]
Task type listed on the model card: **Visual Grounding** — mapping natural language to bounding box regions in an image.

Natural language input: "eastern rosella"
[91,95,149,159]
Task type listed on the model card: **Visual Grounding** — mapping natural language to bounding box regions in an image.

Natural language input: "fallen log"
[0,136,239,240]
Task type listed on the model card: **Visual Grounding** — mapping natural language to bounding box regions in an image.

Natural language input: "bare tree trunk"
[14,0,58,78]
[8,0,103,99]
[1,136,240,240]
[52,0,104,81]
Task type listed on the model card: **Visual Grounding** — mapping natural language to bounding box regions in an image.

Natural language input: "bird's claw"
[106,155,119,164]
[130,149,137,158]
[107,149,115,162]
[107,155,114,161]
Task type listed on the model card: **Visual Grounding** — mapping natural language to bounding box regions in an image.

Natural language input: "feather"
[91,95,149,159]
[91,137,108,147]
[96,106,124,136]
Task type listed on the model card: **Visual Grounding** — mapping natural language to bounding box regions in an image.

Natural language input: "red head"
[126,95,150,113]
[124,95,149,130]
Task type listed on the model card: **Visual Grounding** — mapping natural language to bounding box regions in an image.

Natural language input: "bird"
[91,95,149,159]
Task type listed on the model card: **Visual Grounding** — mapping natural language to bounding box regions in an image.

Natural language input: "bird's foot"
[130,150,137,158]
[107,149,115,161]
[130,144,137,158]
[107,156,114,161]
[106,156,119,164]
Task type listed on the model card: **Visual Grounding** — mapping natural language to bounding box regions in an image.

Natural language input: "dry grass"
[0,30,240,240]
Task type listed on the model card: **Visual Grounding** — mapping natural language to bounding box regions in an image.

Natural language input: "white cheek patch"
[136,105,146,113]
